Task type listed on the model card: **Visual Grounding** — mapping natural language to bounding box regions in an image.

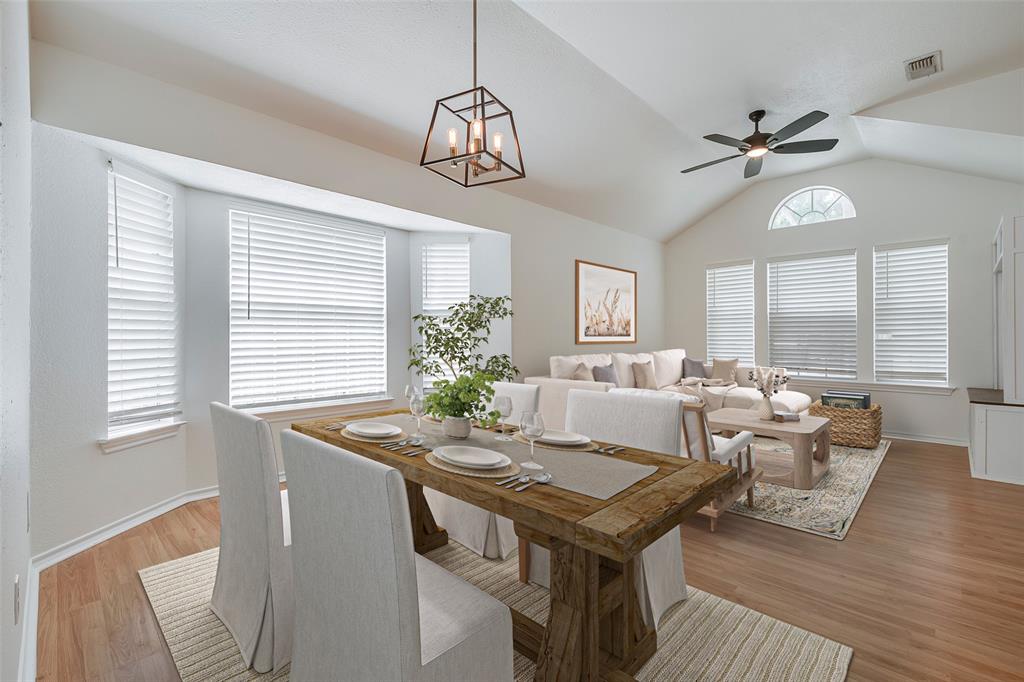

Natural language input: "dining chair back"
[522,389,688,631]
[209,402,292,673]
[281,429,513,681]
[491,381,540,424]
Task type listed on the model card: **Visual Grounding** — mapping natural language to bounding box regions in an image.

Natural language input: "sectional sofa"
[524,349,812,430]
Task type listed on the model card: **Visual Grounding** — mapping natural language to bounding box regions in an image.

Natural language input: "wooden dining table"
[293,409,734,681]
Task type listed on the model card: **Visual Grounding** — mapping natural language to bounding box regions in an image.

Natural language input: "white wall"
[0,1,33,677]
[29,41,667,380]
[29,125,190,555]
[665,159,1024,444]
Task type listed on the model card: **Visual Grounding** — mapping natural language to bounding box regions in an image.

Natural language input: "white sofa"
[524,349,812,430]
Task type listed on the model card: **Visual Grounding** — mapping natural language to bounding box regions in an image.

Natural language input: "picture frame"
[575,259,637,344]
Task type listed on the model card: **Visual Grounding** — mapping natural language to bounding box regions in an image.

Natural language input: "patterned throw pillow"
[592,363,620,385]
[632,361,659,389]
[683,357,707,379]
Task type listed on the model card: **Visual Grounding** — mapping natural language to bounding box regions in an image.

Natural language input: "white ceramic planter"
[757,395,776,421]
[442,416,472,439]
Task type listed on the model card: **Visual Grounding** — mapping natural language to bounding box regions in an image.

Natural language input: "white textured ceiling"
[30,0,1024,241]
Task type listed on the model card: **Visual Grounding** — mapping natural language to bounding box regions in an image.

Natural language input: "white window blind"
[768,251,857,378]
[874,242,948,385]
[706,262,754,365]
[230,209,387,409]
[420,241,471,390]
[108,171,180,429]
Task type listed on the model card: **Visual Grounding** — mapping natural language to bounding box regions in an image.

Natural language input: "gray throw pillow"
[683,357,707,379]
[592,363,620,385]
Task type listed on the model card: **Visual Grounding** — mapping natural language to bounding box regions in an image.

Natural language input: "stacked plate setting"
[536,430,591,447]
[346,422,403,439]
[434,446,511,470]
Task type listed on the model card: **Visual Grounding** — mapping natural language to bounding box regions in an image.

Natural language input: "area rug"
[140,543,852,681]
[728,437,890,540]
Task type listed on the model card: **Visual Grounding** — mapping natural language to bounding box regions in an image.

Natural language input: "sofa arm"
[524,376,615,431]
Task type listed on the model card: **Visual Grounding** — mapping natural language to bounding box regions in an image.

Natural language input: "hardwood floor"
[36,440,1024,681]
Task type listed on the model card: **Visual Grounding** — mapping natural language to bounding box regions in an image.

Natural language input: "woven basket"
[809,400,882,449]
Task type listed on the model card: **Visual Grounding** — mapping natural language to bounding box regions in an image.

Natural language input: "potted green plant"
[424,372,500,438]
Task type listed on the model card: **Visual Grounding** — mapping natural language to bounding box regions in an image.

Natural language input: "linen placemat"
[351,414,658,501]
[511,432,599,452]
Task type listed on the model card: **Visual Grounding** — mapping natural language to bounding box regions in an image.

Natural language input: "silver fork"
[404,446,433,457]
[381,440,409,450]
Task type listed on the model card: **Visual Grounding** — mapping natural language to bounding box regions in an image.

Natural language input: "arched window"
[769,186,855,229]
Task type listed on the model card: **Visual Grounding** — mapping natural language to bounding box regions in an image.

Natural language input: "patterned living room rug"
[729,437,891,540]
[140,543,852,682]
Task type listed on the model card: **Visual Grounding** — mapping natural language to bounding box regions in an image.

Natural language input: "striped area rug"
[140,543,851,681]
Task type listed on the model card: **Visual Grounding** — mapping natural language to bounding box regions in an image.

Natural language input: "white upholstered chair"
[421,382,538,559]
[521,389,689,630]
[280,429,513,682]
[208,402,293,673]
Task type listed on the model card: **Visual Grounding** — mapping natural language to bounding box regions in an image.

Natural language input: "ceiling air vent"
[904,51,942,80]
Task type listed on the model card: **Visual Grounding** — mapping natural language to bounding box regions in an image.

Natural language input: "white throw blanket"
[679,378,738,411]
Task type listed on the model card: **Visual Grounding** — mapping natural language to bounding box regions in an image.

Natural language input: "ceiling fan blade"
[772,139,839,154]
[703,134,749,149]
[769,110,828,143]
[743,156,763,178]
[680,153,745,173]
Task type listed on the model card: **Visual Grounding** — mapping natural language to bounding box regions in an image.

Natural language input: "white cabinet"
[969,400,1024,485]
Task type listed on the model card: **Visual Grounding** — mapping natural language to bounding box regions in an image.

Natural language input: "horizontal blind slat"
[706,262,754,365]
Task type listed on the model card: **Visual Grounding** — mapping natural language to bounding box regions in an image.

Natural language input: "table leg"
[535,543,600,681]
[791,433,814,489]
[816,428,831,466]
[404,480,448,554]
[519,538,531,583]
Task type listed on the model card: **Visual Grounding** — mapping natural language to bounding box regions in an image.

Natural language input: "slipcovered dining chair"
[280,429,513,682]
[521,389,688,630]
[420,382,538,559]
[208,402,293,673]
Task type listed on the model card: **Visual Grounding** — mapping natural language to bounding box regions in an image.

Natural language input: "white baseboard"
[17,474,285,681]
[882,431,969,447]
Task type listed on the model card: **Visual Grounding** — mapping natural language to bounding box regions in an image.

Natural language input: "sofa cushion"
[632,361,659,389]
[611,352,654,388]
[550,354,612,379]
[735,366,756,388]
[710,358,739,382]
[683,357,707,379]
[721,387,811,414]
[592,363,619,385]
[570,363,595,381]
[651,349,687,388]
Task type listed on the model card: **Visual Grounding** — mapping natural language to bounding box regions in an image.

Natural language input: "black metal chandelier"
[419,0,525,187]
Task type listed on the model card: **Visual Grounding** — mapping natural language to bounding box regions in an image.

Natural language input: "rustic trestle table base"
[293,410,734,681]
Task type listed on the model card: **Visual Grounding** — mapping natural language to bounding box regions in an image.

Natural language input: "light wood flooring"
[36,440,1024,681]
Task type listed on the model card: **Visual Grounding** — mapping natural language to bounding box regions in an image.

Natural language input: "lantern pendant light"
[419,0,525,187]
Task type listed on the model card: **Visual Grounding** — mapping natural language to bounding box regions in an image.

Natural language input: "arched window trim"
[769,185,856,230]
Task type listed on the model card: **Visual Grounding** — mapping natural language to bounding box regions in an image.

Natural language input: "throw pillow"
[683,357,707,379]
[632,361,658,390]
[592,363,620,385]
[570,362,595,381]
[710,358,739,383]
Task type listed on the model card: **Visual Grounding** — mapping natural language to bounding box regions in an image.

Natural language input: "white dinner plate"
[346,421,402,438]
[435,446,511,470]
[536,430,591,446]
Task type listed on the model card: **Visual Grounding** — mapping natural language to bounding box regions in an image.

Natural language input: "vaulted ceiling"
[29,0,1024,241]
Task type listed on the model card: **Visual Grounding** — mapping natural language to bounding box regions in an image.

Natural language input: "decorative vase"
[757,395,775,421]
[442,416,472,439]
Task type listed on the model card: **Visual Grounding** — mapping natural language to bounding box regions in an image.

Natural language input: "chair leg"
[747,486,755,508]
[709,515,718,532]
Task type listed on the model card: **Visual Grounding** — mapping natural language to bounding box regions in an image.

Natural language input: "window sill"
[247,395,395,424]
[98,420,188,454]
[786,378,956,397]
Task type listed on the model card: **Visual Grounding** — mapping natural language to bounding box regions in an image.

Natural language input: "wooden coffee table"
[706,408,831,490]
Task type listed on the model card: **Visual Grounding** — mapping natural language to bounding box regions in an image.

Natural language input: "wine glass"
[520,411,545,465]
[404,384,417,424]
[493,395,513,441]
[409,392,425,442]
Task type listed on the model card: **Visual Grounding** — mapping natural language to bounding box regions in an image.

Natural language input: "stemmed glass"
[519,411,545,467]
[404,384,417,425]
[409,391,425,442]
[493,395,514,441]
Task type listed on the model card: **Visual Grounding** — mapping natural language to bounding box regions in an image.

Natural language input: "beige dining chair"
[280,429,513,682]
[209,402,293,673]
[421,382,539,559]
[520,389,688,631]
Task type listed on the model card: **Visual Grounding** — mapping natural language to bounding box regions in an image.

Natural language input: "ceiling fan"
[681,109,838,179]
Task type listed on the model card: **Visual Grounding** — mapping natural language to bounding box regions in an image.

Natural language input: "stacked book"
[821,390,871,409]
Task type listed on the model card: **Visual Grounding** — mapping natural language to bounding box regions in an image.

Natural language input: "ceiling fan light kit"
[681,109,839,178]
[420,0,525,188]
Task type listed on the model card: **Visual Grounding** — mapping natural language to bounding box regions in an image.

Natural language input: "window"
[229,209,387,409]
[420,241,471,390]
[874,242,948,385]
[107,171,180,430]
[706,262,754,365]
[770,186,855,229]
[768,251,857,378]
